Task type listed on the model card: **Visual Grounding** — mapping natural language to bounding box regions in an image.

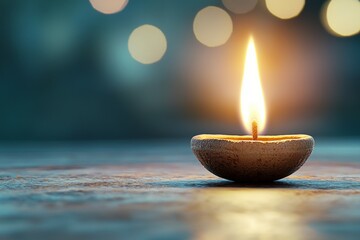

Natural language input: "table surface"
[0,139,360,240]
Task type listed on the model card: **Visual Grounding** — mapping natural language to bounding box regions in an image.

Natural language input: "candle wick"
[252,121,258,140]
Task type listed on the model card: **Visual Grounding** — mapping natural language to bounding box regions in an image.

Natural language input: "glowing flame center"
[240,37,266,134]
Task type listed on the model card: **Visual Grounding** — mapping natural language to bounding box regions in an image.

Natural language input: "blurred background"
[0,0,359,141]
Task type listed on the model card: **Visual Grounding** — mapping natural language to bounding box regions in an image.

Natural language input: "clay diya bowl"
[191,134,314,183]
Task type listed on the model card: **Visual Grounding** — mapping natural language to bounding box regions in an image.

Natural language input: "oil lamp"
[191,37,314,183]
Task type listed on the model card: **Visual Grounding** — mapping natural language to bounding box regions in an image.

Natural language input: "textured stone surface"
[0,142,359,240]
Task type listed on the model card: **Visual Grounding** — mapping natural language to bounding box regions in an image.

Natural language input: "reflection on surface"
[187,189,322,240]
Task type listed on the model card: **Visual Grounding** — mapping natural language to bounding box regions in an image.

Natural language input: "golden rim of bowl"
[192,134,314,143]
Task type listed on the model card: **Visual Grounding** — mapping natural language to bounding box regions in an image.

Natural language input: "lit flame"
[240,37,266,134]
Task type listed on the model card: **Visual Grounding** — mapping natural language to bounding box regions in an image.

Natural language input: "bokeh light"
[322,0,360,37]
[128,24,167,64]
[265,0,305,19]
[222,0,258,14]
[193,6,233,47]
[89,0,128,14]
